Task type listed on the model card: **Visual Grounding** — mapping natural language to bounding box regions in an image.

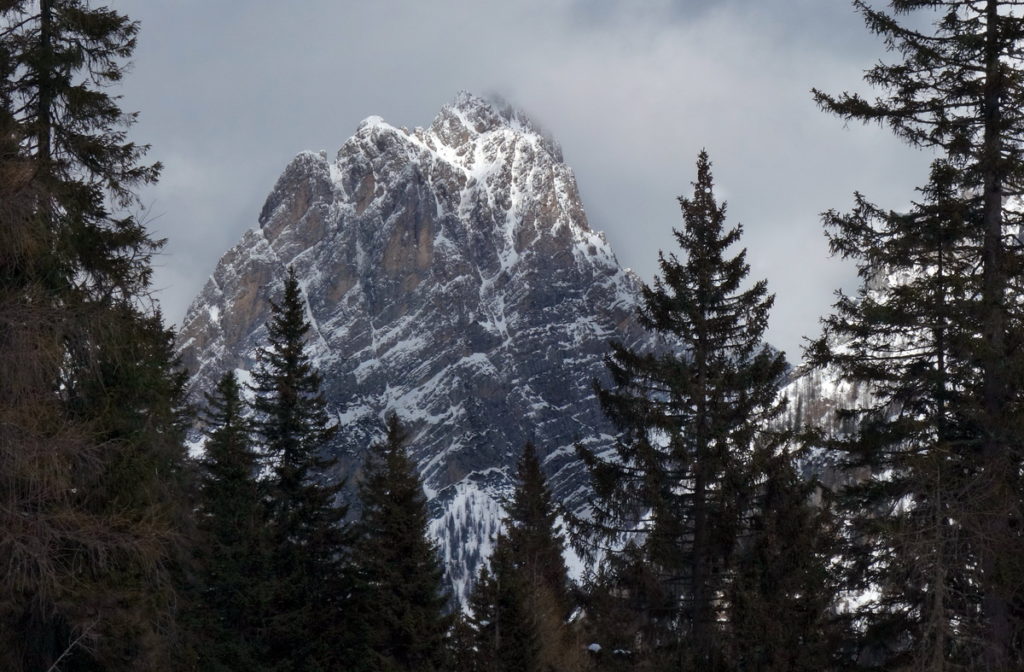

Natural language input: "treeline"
[197,272,582,672]
[190,267,449,671]
[3,1,1024,671]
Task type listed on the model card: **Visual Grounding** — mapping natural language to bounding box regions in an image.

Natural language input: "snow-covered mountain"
[177,92,649,603]
[780,361,872,487]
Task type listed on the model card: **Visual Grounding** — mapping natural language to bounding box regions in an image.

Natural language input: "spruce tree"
[504,443,572,616]
[251,266,351,671]
[0,2,192,669]
[810,160,982,669]
[577,151,790,669]
[352,413,450,672]
[193,370,266,671]
[580,542,674,671]
[448,612,481,672]
[466,443,582,672]
[813,3,1024,668]
[467,539,541,672]
[726,447,842,672]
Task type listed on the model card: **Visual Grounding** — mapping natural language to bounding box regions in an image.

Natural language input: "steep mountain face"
[177,92,647,603]
[780,362,871,488]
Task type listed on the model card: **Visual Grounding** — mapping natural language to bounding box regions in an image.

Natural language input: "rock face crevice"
[178,92,648,603]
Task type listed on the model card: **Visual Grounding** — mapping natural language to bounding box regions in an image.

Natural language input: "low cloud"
[116,0,934,360]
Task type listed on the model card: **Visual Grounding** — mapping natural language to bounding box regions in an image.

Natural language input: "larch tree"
[812,2,1024,668]
[352,413,450,672]
[0,1,193,669]
[251,266,352,671]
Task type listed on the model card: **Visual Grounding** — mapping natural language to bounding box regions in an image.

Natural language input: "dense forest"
[2,1,1024,671]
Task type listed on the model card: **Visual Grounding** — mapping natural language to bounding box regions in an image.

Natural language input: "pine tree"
[193,371,266,671]
[251,266,351,671]
[812,3,1024,668]
[0,2,192,669]
[352,413,450,672]
[577,151,790,669]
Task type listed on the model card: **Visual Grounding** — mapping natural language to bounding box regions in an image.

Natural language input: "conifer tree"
[448,612,481,672]
[505,443,572,615]
[577,151,790,669]
[251,266,351,671]
[726,447,842,672]
[467,539,541,672]
[0,2,192,669]
[466,443,582,672]
[193,370,266,671]
[580,543,672,671]
[813,3,1024,668]
[352,413,450,672]
[810,160,982,669]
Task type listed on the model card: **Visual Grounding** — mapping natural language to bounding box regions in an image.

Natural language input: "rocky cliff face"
[177,92,648,602]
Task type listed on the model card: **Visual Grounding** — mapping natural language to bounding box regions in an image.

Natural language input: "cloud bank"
[116,0,934,360]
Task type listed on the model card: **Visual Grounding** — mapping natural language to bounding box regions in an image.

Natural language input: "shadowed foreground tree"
[501,442,581,671]
[466,443,583,672]
[352,414,450,672]
[192,371,267,671]
[251,267,353,671]
[726,445,843,672]
[578,152,834,670]
[0,1,194,669]
[466,539,540,672]
[813,2,1024,668]
[809,160,985,670]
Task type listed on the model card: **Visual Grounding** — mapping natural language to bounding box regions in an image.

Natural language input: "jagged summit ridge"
[178,92,646,604]
[424,91,565,162]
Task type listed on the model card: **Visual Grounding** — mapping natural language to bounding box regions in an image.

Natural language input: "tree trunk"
[36,0,52,164]
[980,2,1012,668]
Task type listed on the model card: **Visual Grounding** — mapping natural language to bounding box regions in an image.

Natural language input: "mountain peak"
[356,114,389,131]
[441,91,520,132]
[178,93,643,604]
[428,91,562,161]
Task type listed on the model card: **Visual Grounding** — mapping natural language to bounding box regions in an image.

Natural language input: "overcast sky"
[113,0,935,361]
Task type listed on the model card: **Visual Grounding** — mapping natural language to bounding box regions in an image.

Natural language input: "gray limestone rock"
[177,92,648,603]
